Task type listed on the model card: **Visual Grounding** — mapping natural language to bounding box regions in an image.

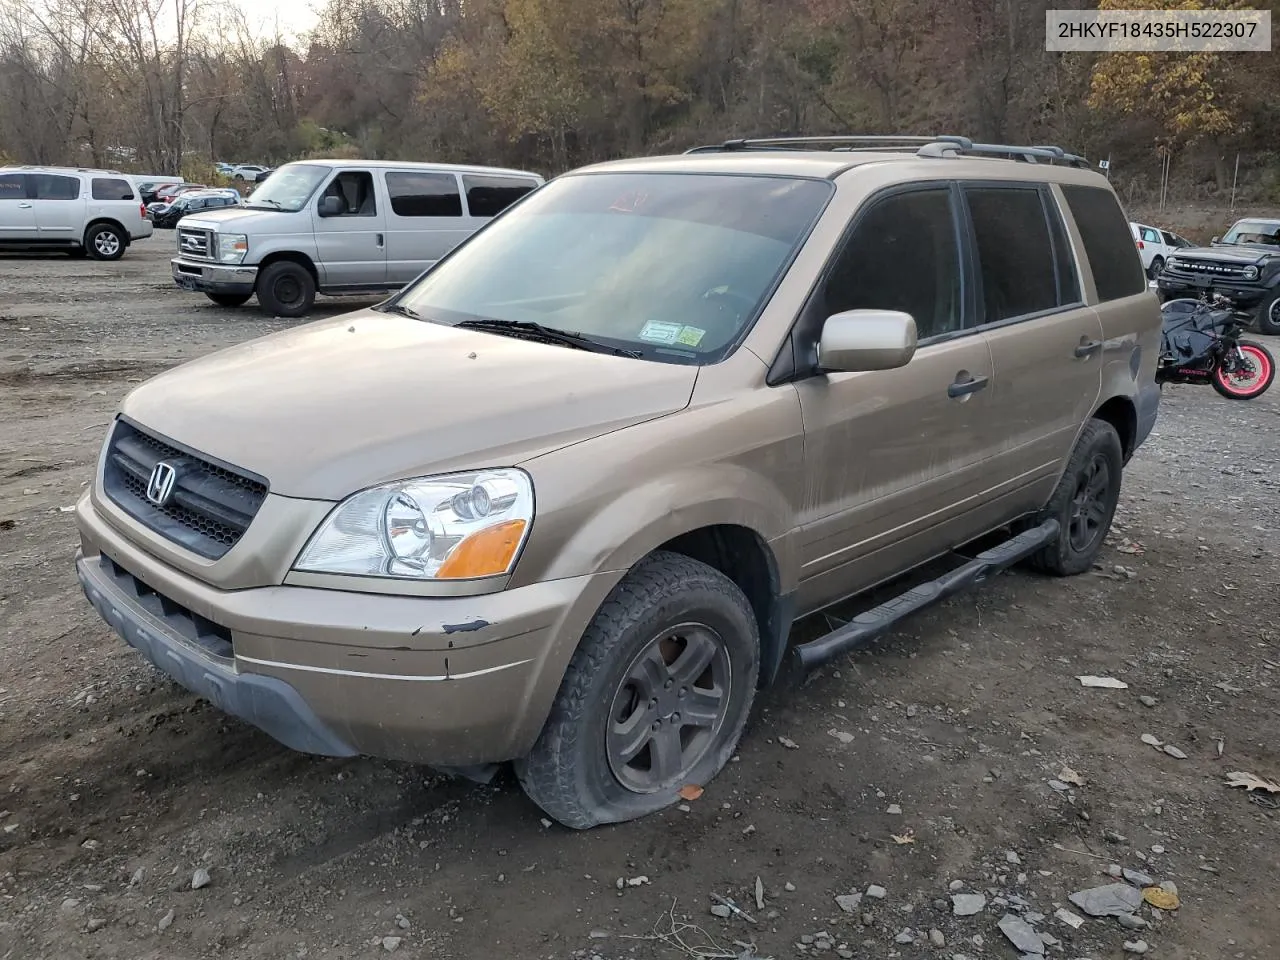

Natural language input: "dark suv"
[1155,217,1280,335]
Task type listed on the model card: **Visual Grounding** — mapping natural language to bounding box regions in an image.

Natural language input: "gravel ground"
[1,239,1278,960]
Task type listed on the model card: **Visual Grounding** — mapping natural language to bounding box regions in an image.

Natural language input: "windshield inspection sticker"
[638,321,684,345]
[675,326,706,347]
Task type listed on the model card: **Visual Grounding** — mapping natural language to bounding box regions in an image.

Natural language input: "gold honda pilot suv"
[75,136,1161,828]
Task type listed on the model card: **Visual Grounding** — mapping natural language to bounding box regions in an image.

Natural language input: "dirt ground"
[1,238,1278,960]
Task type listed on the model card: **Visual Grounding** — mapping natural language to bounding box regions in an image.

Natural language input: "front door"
[31,173,86,241]
[958,183,1104,511]
[792,184,1000,612]
[311,169,387,288]
[0,173,37,240]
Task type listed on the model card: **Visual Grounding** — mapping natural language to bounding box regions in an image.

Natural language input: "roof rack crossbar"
[682,134,1091,169]
[917,139,1090,169]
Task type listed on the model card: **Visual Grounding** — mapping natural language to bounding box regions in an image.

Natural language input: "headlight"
[1242,265,1259,280]
[293,469,534,580]
[217,233,248,264]
[1165,258,1180,269]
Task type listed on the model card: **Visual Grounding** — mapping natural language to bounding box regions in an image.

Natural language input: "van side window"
[32,174,80,200]
[963,186,1062,323]
[1061,185,1147,301]
[822,188,963,341]
[319,171,377,217]
[462,175,538,218]
[0,175,27,199]
[386,172,462,217]
[92,177,135,201]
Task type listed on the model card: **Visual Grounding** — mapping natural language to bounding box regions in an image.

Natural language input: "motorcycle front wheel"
[1213,340,1276,400]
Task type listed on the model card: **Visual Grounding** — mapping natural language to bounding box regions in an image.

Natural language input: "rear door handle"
[18,202,32,208]
[376,233,384,247]
[947,374,989,398]
[1074,339,1103,358]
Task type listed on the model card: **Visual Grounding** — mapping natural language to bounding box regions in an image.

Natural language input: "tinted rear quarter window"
[32,174,80,200]
[92,177,135,200]
[1062,185,1147,301]
[462,174,538,218]
[385,171,462,217]
[0,174,27,199]
[965,186,1061,322]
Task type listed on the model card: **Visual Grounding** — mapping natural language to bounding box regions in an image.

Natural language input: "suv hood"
[118,310,697,499]
[1175,244,1278,265]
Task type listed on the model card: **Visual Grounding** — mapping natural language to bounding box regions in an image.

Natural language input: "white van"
[169,159,544,316]
[0,166,153,259]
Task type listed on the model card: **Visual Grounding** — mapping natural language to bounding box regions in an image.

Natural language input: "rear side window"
[964,186,1064,323]
[92,177,134,200]
[32,174,80,200]
[385,171,462,218]
[1062,185,1147,301]
[462,174,538,218]
[0,174,27,199]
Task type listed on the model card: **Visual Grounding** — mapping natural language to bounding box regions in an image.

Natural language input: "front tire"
[255,261,316,318]
[85,223,125,261]
[1031,419,1124,577]
[518,551,759,829]
[1255,292,1280,337]
[206,292,252,308]
[1148,256,1164,280]
[1212,340,1275,400]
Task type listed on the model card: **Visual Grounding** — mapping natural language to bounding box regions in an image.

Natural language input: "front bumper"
[1156,275,1269,308]
[172,258,258,296]
[75,493,616,765]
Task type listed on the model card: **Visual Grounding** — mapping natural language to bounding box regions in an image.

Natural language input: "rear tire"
[1030,419,1123,577]
[206,292,252,308]
[1255,292,1280,337]
[85,223,125,261]
[255,261,316,318]
[517,551,759,829]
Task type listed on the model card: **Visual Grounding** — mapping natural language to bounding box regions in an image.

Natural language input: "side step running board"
[791,519,1060,673]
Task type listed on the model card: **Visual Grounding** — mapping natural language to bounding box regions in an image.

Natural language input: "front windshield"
[394,171,833,363]
[1221,220,1280,246]
[243,163,329,212]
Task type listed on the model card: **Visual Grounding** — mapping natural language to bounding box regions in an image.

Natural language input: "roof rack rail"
[684,134,1091,169]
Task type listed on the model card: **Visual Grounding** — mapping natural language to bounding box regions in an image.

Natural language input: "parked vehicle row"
[216,162,273,182]
[0,165,153,259]
[149,189,243,229]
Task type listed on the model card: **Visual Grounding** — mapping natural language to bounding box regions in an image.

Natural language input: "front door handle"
[947,374,989,398]
[18,202,32,208]
[1074,339,1103,358]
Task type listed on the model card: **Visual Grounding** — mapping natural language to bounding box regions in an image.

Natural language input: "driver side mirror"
[1211,236,1220,243]
[818,309,917,373]
[318,195,344,217]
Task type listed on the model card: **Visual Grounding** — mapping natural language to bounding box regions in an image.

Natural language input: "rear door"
[382,170,469,285]
[962,182,1103,512]
[793,183,1002,611]
[31,173,85,241]
[0,173,37,240]
[311,169,387,287]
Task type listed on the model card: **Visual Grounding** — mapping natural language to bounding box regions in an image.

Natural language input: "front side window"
[462,174,538,218]
[965,186,1067,323]
[822,188,963,341]
[318,171,376,217]
[0,174,27,199]
[394,172,832,363]
[243,163,329,212]
[386,171,462,217]
[32,174,80,200]
[92,177,134,200]
[1061,185,1147,301]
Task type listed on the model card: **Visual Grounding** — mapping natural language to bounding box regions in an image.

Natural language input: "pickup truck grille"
[176,227,212,260]
[1165,258,1252,282]
[102,419,269,560]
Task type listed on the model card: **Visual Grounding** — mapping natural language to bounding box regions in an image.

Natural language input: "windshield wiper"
[453,319,641,357]
[245,198,282,209]
[378,302,424,320]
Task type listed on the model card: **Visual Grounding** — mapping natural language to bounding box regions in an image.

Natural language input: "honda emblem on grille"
[146,461,177,506]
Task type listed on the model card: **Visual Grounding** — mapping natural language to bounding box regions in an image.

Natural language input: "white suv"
[1130,220,1193,279]
[0,166,154,260]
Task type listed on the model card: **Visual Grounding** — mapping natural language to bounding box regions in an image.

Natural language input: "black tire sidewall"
[1148,257,1164,279]
[1255,293,1280,337]
[256,262,315,318]
[85,224,124,261]
[1036,420,1124,576]
[522,554,759,828]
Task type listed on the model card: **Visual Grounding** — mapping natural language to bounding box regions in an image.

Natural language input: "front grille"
[177,227,211,259]
[102,418,268,560]
[97,553,233,660]
[1166,259,1253,282]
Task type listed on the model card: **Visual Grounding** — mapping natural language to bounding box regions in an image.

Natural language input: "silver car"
[170,159,545,316]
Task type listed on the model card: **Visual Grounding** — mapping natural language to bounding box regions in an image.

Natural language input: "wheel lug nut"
[664,680,673,689]
[671,713,681,723]
[651,721,661,731]
[649,698,658,709]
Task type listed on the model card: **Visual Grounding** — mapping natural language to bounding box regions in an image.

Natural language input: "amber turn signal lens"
[435,519,527,579]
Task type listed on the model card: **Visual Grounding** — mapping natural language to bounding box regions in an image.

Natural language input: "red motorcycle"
[1158,293,1275,400]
